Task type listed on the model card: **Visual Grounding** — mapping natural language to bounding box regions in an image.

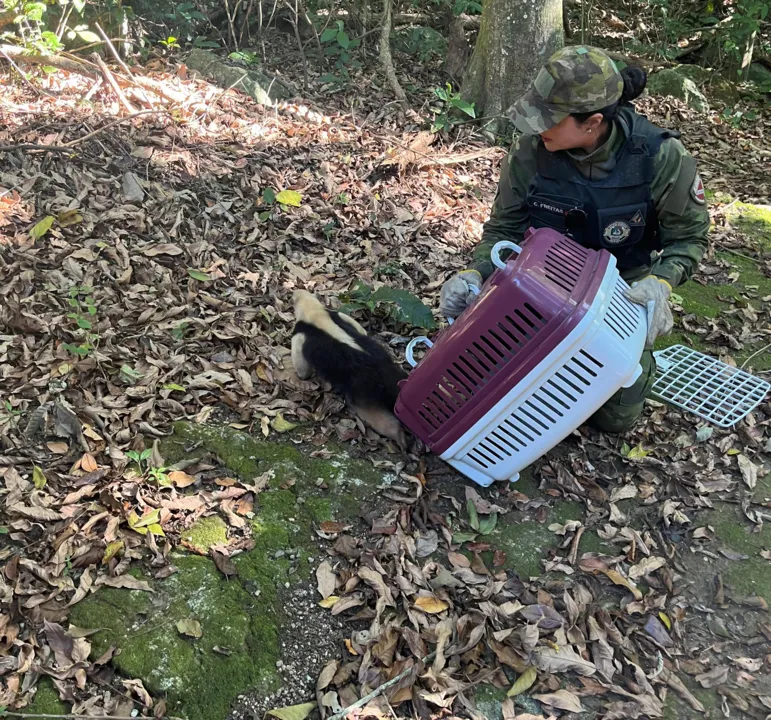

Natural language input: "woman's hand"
[439,270,483,319]
[624,276,673,348]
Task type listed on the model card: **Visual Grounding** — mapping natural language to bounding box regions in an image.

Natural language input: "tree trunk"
[462,0,563,134]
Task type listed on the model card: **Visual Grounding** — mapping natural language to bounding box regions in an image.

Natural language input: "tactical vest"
[526,106,680,271]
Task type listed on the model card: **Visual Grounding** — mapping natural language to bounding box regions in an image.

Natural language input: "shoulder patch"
[691,174,706,205]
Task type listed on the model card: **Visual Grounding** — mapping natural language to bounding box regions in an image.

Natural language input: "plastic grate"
[652,345,770,428]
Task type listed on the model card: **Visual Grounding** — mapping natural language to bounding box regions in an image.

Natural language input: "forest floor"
[1,31,771,720]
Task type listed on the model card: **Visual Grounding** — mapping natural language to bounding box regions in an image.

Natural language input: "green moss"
[70,423,395,720]
[161,422,385,491]
[698,501,771,602]
[487,469,612,578]
[492,500,584,579]
[733,202,771,247]
[26,677,69,715]
[474,683,508,720]
[184,515,228,553]
[655,202,771,371]
[303,495,333,523]
[70,555,275,720]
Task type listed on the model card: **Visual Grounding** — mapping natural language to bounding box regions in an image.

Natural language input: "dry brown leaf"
[533,689,584,713]
[317,659,338,691]
[80,453,98,472]
[533,644,597,676]
[99,575,153,592]
[628,556,667,580]
[169,470,196,487]
[414,595,449,614]
[737,454,758,489]
[316,561,336,600]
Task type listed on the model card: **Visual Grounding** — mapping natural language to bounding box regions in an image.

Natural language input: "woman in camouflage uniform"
[440,45,710,433]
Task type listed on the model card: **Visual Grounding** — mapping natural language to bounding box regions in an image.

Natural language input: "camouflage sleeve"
[470,135,538,280]
[650,137,710,288]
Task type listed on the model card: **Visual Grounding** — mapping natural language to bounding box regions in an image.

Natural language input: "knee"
[588,404,644,434]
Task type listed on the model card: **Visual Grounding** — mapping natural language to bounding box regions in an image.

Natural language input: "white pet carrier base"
[440,256,647,487]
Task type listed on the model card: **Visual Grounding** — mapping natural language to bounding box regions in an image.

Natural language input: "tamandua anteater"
[291,290,408,450]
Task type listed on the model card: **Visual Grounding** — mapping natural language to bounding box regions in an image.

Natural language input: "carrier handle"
[405,336,434,368]
[491,241,523,270]
[446,284,480,326]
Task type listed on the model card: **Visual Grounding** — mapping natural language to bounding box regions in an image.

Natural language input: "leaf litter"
[0,38,770,720]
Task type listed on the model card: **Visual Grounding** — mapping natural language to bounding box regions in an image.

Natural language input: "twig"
[284,0,308,88]
[95,22,133,78]
[378,0,408,105]
[568,525,585,566]
[301,2,323,57]
[238,0,256,47]
[328,651,436,720]
[0,110,169,153]
[741,342,771,369]
[224,0,238,50]
[0,46,51,97]
[714,242,763,264]
[90,52,136,113]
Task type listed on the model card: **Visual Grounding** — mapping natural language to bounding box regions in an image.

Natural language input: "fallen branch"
[0,110,170,153]
[328,652,436,720]
[95,22,134,78]
[0,44,99,76]
[1,45,180,106]
[378,0,408,105]
[91,51,136,112]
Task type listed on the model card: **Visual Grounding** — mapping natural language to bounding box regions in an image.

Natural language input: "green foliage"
[452,0,482,14]
[1,0,134,53]
[375,261,403,278]
[126,448,152,472]
[431,82,476,132]
[229,49,260,65]
[342,282,436,330]
[643,0,770,71]
[159,35,180,50]
[63,285,98,358]
[393,26,447,62]
[721,107,758,127]
[165,1,206,26]
[149,465,171,486]
[318,19,361,85]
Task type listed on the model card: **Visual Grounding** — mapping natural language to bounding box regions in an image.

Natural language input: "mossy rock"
[646,68,709,111]
[748,63,771,91]
[185,49,292,104]
[69,423,393,720]
[673,64,739,103]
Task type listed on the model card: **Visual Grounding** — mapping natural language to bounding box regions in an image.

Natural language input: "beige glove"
[439,269,482,319]
[624,276,673,348]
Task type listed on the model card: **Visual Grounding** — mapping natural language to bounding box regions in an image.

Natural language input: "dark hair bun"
[621,66,647,102]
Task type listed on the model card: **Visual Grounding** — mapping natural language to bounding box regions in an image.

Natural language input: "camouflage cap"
[509,46,623,135]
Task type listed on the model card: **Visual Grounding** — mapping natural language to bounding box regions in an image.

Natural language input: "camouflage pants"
[587,350,656,433]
